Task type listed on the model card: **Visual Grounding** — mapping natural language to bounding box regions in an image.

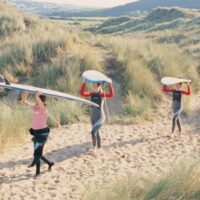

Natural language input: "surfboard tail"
[0,75,10,85]
[0,75,5,83]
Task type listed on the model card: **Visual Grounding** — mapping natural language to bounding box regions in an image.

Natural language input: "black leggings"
[91,131,101,148]
[172,114,182,133]
[31,141,51,174]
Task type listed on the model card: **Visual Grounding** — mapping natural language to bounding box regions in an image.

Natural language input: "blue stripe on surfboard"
[83,78,111,84]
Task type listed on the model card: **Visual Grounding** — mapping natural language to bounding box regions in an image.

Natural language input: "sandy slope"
[0,94,200,200]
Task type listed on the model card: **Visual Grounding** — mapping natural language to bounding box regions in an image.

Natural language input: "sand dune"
[0,95,200,200]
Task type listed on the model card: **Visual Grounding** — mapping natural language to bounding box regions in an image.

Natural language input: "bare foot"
[168,133,174,138]
[177,132,182,138]
[88,148,97,156]
[174,132,178,137]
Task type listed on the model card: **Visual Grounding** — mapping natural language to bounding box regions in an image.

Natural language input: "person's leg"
[28,139,36,167]
[91,131,97,147]
[41,156,54,170]
[30,143,44,176]
[90,108,105,154]
[35,160,40,177]
[172,114,178,135]
[34,144,43,176]
[97,131,101,149]
[177,118,182,136]
[91,131,97,154]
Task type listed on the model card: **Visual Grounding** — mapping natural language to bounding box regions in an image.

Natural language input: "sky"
[34,0,138,8]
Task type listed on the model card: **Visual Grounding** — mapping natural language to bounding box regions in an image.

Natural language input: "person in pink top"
[21,91,54,177]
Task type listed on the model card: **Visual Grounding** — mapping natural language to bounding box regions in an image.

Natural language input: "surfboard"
[161,77,191,85]
[82,70,112,84]
[0,77,99,107]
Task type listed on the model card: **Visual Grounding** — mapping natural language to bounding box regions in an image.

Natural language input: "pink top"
[31,105,48,130]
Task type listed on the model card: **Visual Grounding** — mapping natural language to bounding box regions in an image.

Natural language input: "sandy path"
[0,95,200,200]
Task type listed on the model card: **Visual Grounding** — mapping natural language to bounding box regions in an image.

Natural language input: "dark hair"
[39,95,46,103]
[93,83,101,86]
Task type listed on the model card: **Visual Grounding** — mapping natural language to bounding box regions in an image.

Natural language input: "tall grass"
[0,2,100,151]
[83,162,200,200]
[32,39,67,63]
[0,102,30,153]
[95,36,199,118]
[48,99,87,127]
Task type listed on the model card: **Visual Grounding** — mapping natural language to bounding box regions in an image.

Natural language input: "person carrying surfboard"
[80,81,114,155]
[21,91,54,177]
[162,82,190,137]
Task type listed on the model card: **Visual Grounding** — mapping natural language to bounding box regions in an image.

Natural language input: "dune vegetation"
[0,3,199,149]
[0,2,200,200]
[83,162,200,200]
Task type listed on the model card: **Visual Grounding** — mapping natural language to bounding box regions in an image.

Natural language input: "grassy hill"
[87,7,200,117]
[86,7,200,62]
[88,7,200,33]
[0,2,200,151]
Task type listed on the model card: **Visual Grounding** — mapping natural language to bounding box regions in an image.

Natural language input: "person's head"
[35,95,46,105]
[93,83,102,93]
[174,82,182,89]
[39,95,46,103]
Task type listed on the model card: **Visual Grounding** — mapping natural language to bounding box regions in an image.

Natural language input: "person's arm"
[79,82,92,97]
[100,83,114,98]
[180,83,191,95]
[162,84,174,93]
[35,91,46,112]
[21,91,33,107]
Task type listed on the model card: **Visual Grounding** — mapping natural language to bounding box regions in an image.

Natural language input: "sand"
[0,94,200,200]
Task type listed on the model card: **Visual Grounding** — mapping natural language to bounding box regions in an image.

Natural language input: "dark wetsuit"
[80,83,114,148]
[163,85,190,133]
[29,128,52,174]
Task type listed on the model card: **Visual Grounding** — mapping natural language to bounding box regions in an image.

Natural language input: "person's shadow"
[0,141,91,185]
[0,141,91,171]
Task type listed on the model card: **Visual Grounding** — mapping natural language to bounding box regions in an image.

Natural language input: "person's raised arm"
[100,83,114,98]
[79,82,92,97]
[162,84,174,93]
[181,82,191,95]
[35,91,46,112]
[21,91,32,107]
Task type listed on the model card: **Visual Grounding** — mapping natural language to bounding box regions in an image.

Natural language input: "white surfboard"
[161,77,191,85]
[0,77,99,107]
[82,70,112,83]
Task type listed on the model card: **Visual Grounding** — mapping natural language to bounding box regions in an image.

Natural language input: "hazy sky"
[35,0,138,8]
